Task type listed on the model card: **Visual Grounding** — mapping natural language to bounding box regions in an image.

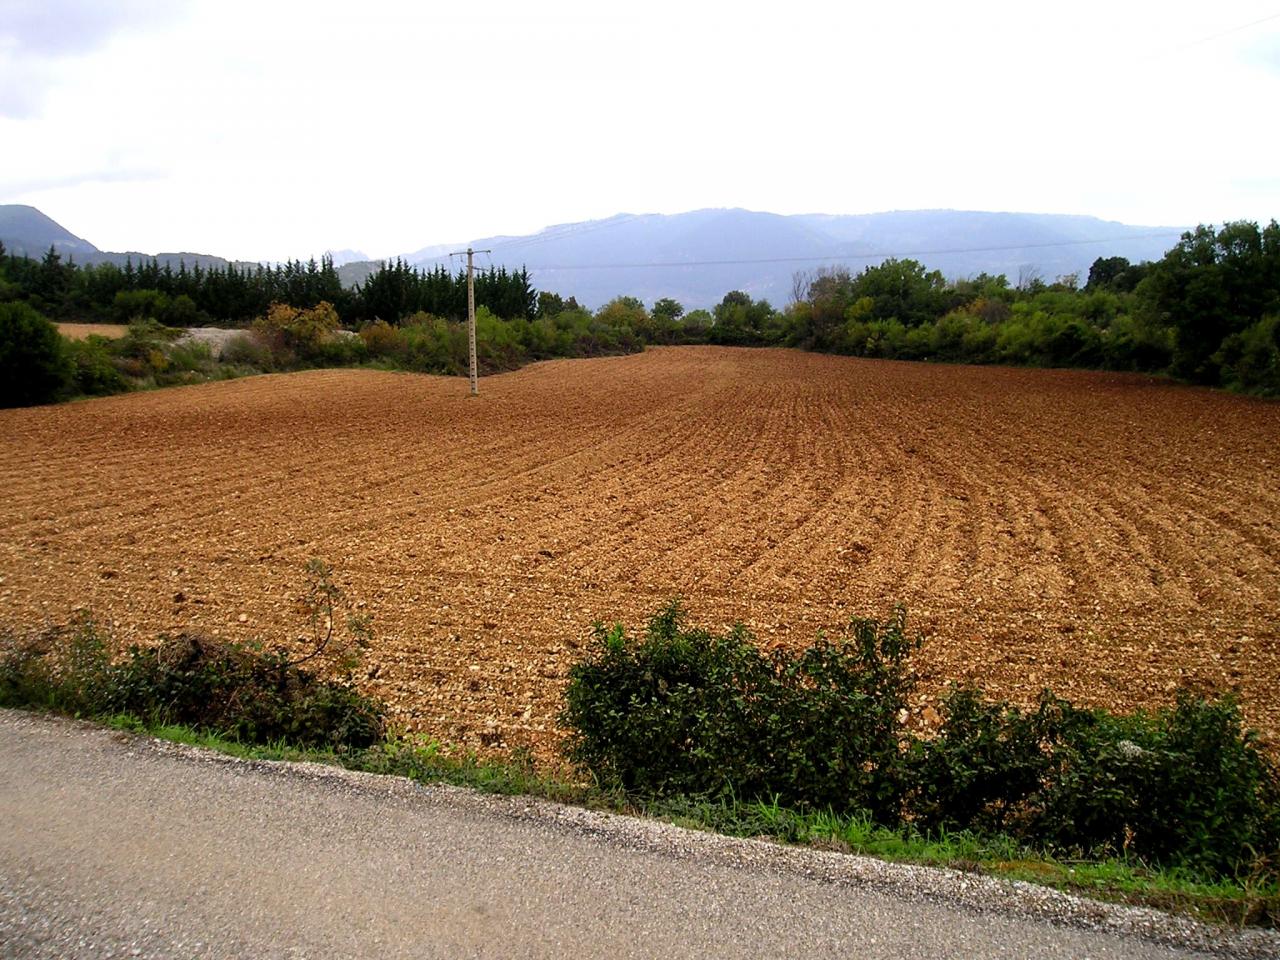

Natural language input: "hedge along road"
[1,347,1279,758]
[4,710,1276,960]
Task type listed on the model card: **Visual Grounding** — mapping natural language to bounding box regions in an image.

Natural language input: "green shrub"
[562,604,767,798]
[400,315,467,374]
[308,332,367,367]
[1041,694,1280,875]
[0,562,386,750]
[930,311,997,363]
[562,603,1280,881]
[0,624,385,750]
[476,307,524,371]
[64,335,128,396]
[220,332,274,370]
[1215,315,1280,396]
[1044,317,1103,367]
[1101,314,1175,371]
[108,634,384,748]
[0,613,113,712]
[909,686,1280,877]
[0,301,73,406]
[561,603,917,820]
[907,687,1080,835]
[757,610,918,820]
[166,339,215,374]
[117,317,179,359]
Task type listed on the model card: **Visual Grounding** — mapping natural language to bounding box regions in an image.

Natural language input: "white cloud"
[2,0,1277,260]
[0,0,192,118]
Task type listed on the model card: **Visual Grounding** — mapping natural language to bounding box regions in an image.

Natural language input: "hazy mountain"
[324,248,370,267]
[90,250,249,270]
[0,204,249,271]
[400,241,457,262]
[334,240,452,286]
[789,210,1179,286]
[4,203,1188,310]
[354,208,1186,309]
[0,204,99,259]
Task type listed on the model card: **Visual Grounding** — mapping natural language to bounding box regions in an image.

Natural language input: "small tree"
[253,300,342,363]
[595,296,652,340]
[650,298,686,344]
[1143,221,1280,385]
[0,301,72,407]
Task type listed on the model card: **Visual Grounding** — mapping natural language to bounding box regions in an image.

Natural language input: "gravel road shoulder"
[2,709,1278,959]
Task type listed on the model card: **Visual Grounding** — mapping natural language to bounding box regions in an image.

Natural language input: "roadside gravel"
[2,709,1277,959]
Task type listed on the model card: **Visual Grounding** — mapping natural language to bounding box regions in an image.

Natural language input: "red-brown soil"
[56,323,128,340]
[2,348,1277,756]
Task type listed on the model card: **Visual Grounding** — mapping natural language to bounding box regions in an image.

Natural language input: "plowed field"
[2,348,1278,756]
[56,323,128,340]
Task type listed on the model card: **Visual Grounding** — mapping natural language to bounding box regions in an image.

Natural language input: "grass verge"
[5,598,1275,930]
[88,710,1278,929]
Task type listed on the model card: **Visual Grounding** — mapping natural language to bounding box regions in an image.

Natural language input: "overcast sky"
[2,0,1277,262]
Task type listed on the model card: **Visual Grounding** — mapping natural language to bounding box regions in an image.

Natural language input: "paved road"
[0,711,1272,959]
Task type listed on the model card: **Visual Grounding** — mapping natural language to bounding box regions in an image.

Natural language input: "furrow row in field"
[3,350,1279,755]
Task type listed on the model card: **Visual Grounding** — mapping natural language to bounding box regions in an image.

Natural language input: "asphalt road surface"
[1,710,1274,959]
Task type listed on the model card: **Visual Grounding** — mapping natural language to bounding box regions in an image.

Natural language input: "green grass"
[86,711,1277,929]
[7,604,1276,931]
[633,792,1277,928]
[100,712,607,806]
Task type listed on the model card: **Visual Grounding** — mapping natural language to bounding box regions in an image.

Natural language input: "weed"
[561,602,916,821]
[561,603,1280,886]
[0,562,385,749]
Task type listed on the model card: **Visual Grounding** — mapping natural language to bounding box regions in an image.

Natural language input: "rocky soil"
[2,347,1277,757]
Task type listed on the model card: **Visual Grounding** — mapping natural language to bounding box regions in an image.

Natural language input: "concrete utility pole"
[450,246,492,396]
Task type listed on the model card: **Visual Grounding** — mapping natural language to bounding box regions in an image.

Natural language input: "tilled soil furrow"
[3,350,1279,754]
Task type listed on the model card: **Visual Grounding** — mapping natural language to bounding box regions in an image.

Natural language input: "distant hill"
[368,209,1187,309]
[4,203,1188,310]
[324,248,370,267]
[0,204,249,271]
[790,210,1179,280]
[88,250,250,271]
[0,204,99,260]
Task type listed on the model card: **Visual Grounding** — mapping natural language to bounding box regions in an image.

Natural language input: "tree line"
[1,220,1277,402]
[0,243,539,327]
[775,219,1279,394]
[655,219,1277,395]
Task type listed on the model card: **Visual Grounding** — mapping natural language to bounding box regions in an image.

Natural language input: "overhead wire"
[1164,10,1280,53]
[479,213,647,254]
[409,15,1280,274]
[417,215,646,272]
[514,231,1188,273]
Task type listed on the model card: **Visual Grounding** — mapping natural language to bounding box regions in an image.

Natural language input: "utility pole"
[450,246,491,396]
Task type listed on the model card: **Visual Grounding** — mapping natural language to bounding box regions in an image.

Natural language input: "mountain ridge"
[1,203,1187,309]
[348,207,1185,307]
[0,204,256,272]
[0,204,99,259]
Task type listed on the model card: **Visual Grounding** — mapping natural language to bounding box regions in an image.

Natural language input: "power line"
[465,213,648,256]
[519,231,1187,272]
[1131,10,1280,65]
[1171,10,1280,52]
